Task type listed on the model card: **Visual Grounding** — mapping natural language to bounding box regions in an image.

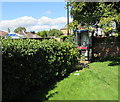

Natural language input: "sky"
[0,2,72,33]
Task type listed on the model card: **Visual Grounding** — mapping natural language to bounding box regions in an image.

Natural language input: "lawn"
[46,61,118,100]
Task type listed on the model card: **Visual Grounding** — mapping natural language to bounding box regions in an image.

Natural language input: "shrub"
[2,39,79,101]
[64,34,77,47]
[60,35,68,41]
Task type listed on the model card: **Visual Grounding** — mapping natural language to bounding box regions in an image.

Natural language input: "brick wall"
[92,36,120,60]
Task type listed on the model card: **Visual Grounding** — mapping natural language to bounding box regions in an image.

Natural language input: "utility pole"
[67,2,69,35]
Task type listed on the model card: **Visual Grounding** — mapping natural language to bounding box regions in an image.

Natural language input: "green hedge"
[60,35,68,41]
[2,39,79,101]
[64,34,77,47]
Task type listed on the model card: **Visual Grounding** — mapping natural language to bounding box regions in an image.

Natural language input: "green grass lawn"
[46,61,118,100]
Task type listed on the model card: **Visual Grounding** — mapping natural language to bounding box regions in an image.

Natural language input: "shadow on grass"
[21,77,60,102]
[2,67,84,102]
[93,56,120,66]
[4,78,59,102]
[18,64,85,102]
[46,91,58,100]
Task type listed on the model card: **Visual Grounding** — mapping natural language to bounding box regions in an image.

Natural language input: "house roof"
[60,25,68,30]
[0,31,8,36]
[32,34,41,38]
[25,32,41,38]
[25,32,33,38]
[17,31,25,35]
[6,34,18,36]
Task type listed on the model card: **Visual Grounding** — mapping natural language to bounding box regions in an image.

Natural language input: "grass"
[46,61,119,100]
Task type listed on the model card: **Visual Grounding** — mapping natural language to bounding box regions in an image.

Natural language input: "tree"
[98,2,120,34]
[68,20,79,34]
[70,2,102,25]
[30,31,36,34]
[48,29,63,37]
[69,2,120,35]
[36,30,48,38]
[14,27,26,33]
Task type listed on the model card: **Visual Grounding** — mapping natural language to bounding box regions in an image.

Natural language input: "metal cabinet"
[76,30,92,60]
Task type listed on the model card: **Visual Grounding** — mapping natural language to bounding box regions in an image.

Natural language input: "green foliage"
[64,34,77,47]
[99,14,120,34]
[112,33,119,37]
[2,39,79,101]
[69,2,120,34]
[70,2,102,25]
[0,36,4,39]
[36,29,63,38]
[68,20,79,33]
[60,35,68,41]
[37,30,48,38]
[14,27,26,33]
[48,29,63,37]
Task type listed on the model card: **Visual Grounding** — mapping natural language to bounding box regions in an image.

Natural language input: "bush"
[60,35,68,41]
[2,39,79,101]
[64,34,77,47]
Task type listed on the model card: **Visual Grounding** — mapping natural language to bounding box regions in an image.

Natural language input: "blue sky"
[0,2,72,32]
[2,2,66,20]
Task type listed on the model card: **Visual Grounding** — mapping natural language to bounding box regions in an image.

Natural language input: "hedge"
[2,39,79,101]
[60,35,68,41]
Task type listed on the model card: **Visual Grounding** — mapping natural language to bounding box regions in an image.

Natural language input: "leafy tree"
[70,2,102,25]
[98,2,120,35]
[14,27,26,33]
[68,20,79,34]
[48,29,63,37]
[36,30,48,38]
[30,31,36,34]
[64,34,77,47]
[69,2,120,35]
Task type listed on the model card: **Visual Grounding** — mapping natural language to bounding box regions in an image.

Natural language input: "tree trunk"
[115,21,120,33]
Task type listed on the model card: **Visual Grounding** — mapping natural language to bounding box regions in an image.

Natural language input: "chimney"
[7,28,10,33]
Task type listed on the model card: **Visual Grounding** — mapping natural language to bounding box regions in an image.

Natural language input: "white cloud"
[0,16,37,32]
[45,10,52,14]
[38,16,73,25]
[0,16,73,32]
[27,25,59,31]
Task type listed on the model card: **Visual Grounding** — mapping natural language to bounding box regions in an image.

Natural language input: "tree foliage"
[36,29,63,38]
[98,2,120,34]
[68,20,79,33]
[70,2,102,25]
[48,29,63,37]
[14,27,26,33]
[37,30,48,38]
[69,2,120,34]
